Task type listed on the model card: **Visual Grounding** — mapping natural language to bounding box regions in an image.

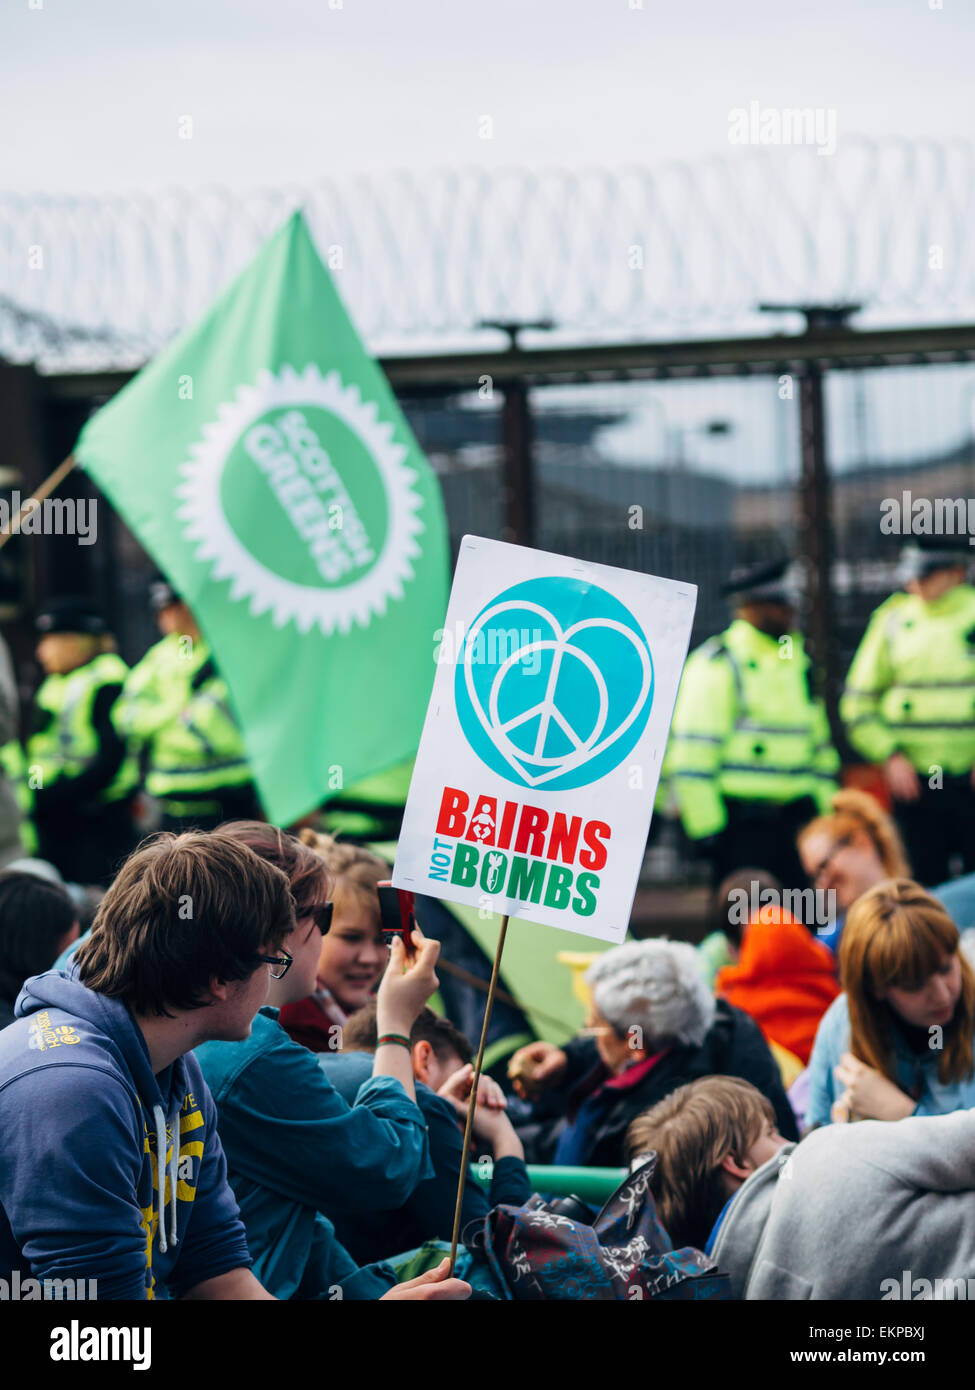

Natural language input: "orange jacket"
[716,908,840,1066]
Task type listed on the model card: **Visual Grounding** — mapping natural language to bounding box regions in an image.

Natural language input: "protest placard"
[394,536,697,943]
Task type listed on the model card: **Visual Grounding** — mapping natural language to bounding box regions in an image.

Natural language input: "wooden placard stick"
[447,912,510,1275]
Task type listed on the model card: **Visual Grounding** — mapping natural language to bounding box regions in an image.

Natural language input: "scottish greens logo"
[455,576,654,791]
[176,365,424,634]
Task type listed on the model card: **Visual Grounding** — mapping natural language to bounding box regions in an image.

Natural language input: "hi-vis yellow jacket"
[841,584,975,775]
[665,619,839,840]
[28,653,138,806]
[115,636,251,810]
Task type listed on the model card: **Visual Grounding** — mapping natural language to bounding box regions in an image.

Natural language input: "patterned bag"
[465,1157,729,1301]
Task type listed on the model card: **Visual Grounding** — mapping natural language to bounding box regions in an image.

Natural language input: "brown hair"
[220,821,332,915]
[75,832,295,1016]
[341,999,473,1066]
[0,872,78,1002]
[840,878,975,1086]
[296,829,389,904]
[709,867,783,947]
[798,788,910,879]
[625,1077,776,1249]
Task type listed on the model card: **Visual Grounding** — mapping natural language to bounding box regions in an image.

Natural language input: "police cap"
[720,557,800,605]
[35,596,109,637]
[898,536,972,584]
[148,574,179,612]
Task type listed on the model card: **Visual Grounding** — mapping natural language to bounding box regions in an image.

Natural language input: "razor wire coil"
[2,138,975,371]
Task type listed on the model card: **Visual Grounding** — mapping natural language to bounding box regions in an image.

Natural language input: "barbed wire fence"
[2,137,975,372]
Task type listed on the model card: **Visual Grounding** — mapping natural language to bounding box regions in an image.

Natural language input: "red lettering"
[546,813,582,865]
[514,804,549,856]
[497,799,517,850]
[579,820,611,871]
[436,786,469,838]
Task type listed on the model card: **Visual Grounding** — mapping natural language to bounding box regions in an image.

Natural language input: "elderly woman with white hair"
[509,938,798,1168]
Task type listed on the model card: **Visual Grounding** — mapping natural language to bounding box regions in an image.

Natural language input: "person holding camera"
[195,821,470,1300]
[0,828,470,1301]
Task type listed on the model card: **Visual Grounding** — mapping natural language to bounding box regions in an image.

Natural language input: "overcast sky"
[4,0,973,479]
[2,0,972,193]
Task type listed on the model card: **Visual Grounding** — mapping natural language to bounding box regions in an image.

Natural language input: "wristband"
[377,1033,411,1051]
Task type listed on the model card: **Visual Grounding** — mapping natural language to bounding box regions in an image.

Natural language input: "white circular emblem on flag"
[175,365,425,634]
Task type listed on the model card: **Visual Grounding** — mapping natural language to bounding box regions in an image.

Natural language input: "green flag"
[75,211,449,825]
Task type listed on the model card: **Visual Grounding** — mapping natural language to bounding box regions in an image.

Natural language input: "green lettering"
[507,856,545,904]
[572,872,599,917]
[543,865,573,910]
[450,843,479,887]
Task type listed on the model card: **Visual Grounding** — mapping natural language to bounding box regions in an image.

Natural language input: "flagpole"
[448,912,510,1276]
[0,454,77,552]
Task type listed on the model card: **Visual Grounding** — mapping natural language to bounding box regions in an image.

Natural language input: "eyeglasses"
[810,834,853,885]
[259,949,294,980]
[296,901,334,935]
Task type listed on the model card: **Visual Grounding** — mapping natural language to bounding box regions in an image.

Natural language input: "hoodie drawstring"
[151,1103,179,1254]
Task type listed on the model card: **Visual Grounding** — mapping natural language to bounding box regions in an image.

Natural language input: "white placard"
[393,536,697,943]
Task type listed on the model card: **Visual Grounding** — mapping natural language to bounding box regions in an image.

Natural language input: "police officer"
[841,536,975,885]
[666,558,839,889]
[27,596,137,884]
[114,580,258,832]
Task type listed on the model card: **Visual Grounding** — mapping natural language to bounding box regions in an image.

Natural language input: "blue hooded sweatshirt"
[0,970,251,1300]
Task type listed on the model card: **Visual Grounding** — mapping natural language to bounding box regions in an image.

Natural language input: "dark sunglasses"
[296,901,334,934]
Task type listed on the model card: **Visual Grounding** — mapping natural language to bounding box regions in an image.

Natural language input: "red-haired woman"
[806,879,975,1126]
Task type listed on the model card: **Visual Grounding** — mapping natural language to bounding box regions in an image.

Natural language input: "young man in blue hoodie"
[0,831,471,1302]
[0,831,291,1300]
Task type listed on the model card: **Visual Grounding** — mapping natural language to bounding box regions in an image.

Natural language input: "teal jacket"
[195,1008,434,1299]
[806,993,975,1128]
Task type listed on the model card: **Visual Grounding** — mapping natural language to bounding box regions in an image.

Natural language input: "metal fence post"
[760,304,861,751]
[479,320,551,548]
[797,360,841,740]
[500,377,535,547]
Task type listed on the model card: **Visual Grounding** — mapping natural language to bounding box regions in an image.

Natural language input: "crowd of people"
[0,785,973,1300]
[2,535,975,1300]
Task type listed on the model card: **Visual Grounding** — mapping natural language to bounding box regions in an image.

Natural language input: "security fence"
[3,138,975,371]
[5,322,975,739]
[394,329,975,732]
[4,145,975,768]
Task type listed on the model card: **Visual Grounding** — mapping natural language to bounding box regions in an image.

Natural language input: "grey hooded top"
[712,1108,975,1299]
